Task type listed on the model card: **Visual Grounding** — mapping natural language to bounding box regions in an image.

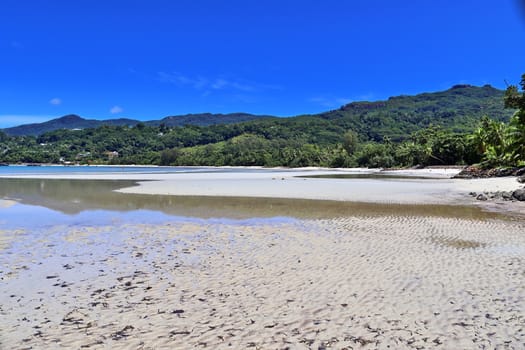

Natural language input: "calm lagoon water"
[0,177,503,226]
[0,166,507,240]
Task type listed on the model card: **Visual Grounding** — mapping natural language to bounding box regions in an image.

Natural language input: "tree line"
[1,74,523,169]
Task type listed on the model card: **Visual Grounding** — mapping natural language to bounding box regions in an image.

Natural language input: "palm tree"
[504,73,525,165]
[507,114,525,165]
[469,116,512,167]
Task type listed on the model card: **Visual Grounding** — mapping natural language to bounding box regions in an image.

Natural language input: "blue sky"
[1,0,524,128]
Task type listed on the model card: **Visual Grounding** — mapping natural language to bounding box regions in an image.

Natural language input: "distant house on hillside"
[104,151,119,160]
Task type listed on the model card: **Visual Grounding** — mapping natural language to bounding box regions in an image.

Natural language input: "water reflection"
[0,178,505,220]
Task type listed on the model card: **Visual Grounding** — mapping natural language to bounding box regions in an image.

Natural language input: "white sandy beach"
[3,167,523,214]
[117,170,522,207]
[1,215,525,349]
[1,167,525,349]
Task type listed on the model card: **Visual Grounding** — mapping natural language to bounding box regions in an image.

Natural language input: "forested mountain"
[2,84,512,138]
[145,113,274,128]
[0,83,520,168]
[315,84,512,142]
[3,115,140,136]
[2,113,271,136]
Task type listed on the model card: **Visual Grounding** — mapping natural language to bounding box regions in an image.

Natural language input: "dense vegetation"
[469,74,525,167]
[318,84,511,142]
[0,81,522,169]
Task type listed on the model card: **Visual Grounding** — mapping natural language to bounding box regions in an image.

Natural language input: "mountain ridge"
[1,84,513,137]
[315,84,511,141]
[2,113,271,136]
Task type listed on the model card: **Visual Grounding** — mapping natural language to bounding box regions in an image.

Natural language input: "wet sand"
[1,214,525,349]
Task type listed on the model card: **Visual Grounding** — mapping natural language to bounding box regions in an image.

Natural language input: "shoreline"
[3,167,524,215]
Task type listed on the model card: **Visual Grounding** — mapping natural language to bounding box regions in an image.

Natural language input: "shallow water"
[0,178,507,222]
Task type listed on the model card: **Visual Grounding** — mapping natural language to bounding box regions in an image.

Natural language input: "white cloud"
[211,79,228,90]
[210,78,253,92]
[110,106,124,114]
[158,72,208,89]
[49,98,62,105]
[158,72,267,93]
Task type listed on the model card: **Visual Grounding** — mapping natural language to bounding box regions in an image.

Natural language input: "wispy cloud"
[157,72,278,94]
[49,97,62,105]
[0,115,56,128]
[158,72,209,89]
[110,106,124,114]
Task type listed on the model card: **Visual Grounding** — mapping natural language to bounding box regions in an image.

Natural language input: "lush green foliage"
[468,74,525,168]
[0,83,520,169]
[3,84,513,139]
[317,84,513,142]
[0,119,476,168]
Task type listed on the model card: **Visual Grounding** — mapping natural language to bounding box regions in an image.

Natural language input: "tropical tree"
[504,74,525,165]
[504,73,525,123]
[464,74,525,167]
[342,130,359,156]
[507,116,525,164]
[469,116,512,166]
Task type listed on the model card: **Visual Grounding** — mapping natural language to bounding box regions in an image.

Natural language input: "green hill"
[2,84,512,139]
[315,84,512,142]
[2,113,271,137]
[0,84,516,167]
[146,113,274,128]
[2,115,140,137]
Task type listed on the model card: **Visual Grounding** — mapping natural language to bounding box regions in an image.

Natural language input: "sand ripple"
[1,215,525,349]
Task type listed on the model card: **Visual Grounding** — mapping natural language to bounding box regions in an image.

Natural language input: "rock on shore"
[454,166,525,179]
[470,188,525,202]
[456,166,525,202]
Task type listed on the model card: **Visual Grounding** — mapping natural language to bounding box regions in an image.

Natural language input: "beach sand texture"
[2,213,525,349]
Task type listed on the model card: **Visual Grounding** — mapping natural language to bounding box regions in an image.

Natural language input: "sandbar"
[2,167,521,214]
